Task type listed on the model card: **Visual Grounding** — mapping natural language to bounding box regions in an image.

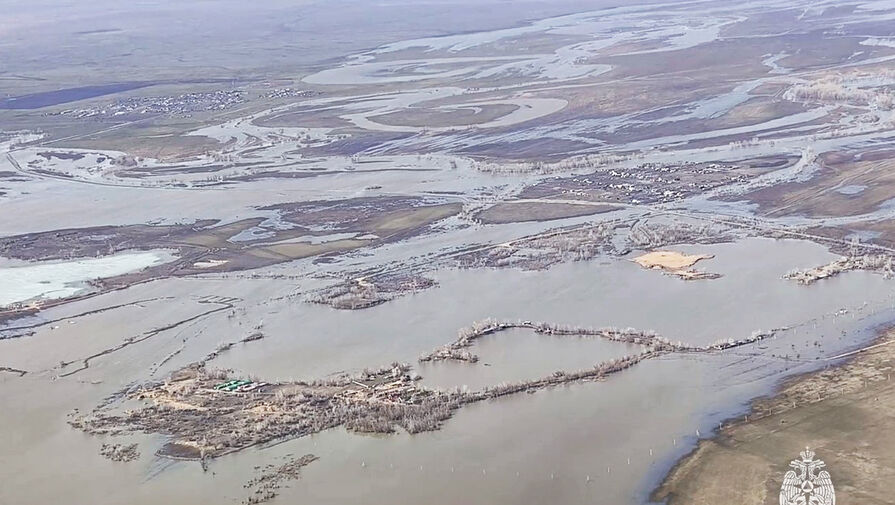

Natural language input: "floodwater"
[5,0,895,503]
[0,249,175,307]
[3,237,894,505]
[211,237,886,381]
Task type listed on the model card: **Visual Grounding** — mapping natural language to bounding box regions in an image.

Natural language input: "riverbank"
[652,329,895,505]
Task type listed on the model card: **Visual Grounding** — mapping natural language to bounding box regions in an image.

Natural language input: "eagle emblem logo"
[779,448,835,505]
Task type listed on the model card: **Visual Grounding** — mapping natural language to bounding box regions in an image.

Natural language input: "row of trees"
[785,254,895,284]
[626,222,730,250]
[472,152,638,175]
[785,75,895,111]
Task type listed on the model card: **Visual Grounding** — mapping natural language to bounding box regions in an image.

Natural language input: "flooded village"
[4,1,895,504]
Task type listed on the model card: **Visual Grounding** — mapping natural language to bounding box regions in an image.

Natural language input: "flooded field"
[3,236,894,505]
[208,238,889,378]
[3,0,895,503]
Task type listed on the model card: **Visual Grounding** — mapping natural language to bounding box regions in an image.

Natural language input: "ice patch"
[0,250,176,307]
[836,184,867,195]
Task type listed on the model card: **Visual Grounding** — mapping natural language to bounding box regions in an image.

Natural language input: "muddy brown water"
[2,238,895,504]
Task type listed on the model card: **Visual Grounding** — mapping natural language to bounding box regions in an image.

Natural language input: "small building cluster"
[214,379,269,393]
[525,161,747,204]
[46,90,246,119]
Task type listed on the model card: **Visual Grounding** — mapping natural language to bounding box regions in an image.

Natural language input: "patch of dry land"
[632,251,720,280]
[475,201,618,224]
[653,330,895,505]
[739,149,895,218]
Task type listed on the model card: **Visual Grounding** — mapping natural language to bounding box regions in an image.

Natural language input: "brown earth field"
[805,219,895,254]
[536,77,733,125]
[369,102,519,128]
[591,30,879,82]
[0,196,458,262]
[700,97,805,131]
[653,330,895,505]
[55,130,223,162]
[596,97,808,147]
[719,7,806,38]
[736,149,895,218]
[454,81,811,159]
[255,105,360,130]
[775,32,895,71]
[474,201,618,224]
[366,31,584,63]
[0,197,460,319]
[457,136,593,161]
